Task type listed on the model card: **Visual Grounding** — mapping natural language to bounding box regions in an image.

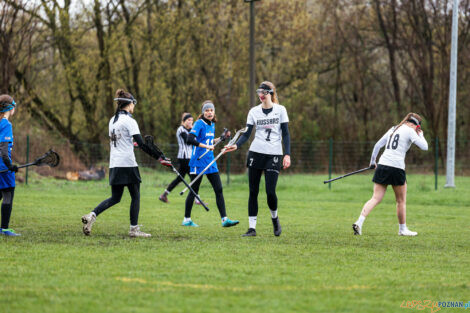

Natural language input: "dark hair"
[0,94,14,119]
[113,89,134,123]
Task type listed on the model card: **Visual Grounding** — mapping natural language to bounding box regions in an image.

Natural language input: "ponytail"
[389,112,423,139]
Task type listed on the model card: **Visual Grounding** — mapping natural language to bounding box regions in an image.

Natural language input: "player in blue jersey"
[183,100,239,227]
[0,95,20,236]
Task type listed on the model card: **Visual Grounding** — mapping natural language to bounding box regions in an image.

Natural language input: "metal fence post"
[435,137,439,191]
[329,138,333,190]
[25,135,29,185]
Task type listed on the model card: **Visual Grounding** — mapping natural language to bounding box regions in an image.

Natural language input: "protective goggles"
[114,97,137,105]
[256,88,273,96]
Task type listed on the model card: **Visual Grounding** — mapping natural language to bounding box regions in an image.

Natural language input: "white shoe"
[129,225,151,238]
[398,228,418,236]
[352,223,362,235]
[81,212,96,236]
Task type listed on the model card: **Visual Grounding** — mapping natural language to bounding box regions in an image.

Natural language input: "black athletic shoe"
[272,217,282,236]
[242,228,257,237]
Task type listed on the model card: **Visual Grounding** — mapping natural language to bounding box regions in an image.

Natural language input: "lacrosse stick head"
[35,149,60,167]
[226,127,248,146]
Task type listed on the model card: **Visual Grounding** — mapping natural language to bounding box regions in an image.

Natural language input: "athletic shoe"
[81,212,96,236]
[1,228,21,236]
[159,192,169,203]
[182,220,199,227]
[399,228,418,236]
[194,197,204,205]
[272,217,282,236]
[129,225,151,238]
[221,218,239,227]
[242,228,256,237]
[352,223,362,235]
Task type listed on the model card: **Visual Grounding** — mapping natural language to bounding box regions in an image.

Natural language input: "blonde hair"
[390,112,423,138]
[260,81,279,104]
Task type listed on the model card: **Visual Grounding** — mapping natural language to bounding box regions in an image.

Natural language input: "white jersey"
[247,103,289,155]
[370,125,428,170]
[176,126,192,159]
[108,113,140,168]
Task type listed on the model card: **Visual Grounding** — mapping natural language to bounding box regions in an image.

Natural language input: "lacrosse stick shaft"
[171,166,210,211]
[0,162,37,173]
[197,140,223,160]
[323,166,374,184]
[180,148,226,195]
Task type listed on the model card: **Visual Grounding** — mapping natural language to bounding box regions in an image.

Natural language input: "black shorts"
[372,164,406,186]
[109,167,141,185]
[246,151,282,171]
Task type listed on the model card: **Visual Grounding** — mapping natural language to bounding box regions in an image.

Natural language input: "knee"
[266,190,277,201]
[371,195,383,204]
[213,186,223,196]
[396,198,406,206]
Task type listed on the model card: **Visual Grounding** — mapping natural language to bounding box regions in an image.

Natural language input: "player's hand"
[9,164,18,172]
[201,144,214,150]
[224,145,237,153]
[282,155,291,169]
[159,157,172,167]
[369,162,377,169]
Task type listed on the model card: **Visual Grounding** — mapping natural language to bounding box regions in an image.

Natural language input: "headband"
[407,116,421,126]
[114,97,137,105]
[0,99,16,113]
[202,102,215,114]
[182,114,193,122]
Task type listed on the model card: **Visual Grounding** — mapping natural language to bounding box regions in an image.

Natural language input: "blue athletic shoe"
[181,220,199,227]
[1,228,21,236]
[221,218,239,227]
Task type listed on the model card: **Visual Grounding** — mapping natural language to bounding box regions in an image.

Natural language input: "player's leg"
[353,183,387,235]
[82,185,124,236]
[392,183,416,236]
[206,172,239,227]
[183,173,202,226]
[0,188,19,236]
[160,159,188,203]
[127,183,150,237]
[243,167,263,236]
[265,169,281,236]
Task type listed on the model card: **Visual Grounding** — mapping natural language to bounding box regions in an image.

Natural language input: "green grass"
[1,171,469,313]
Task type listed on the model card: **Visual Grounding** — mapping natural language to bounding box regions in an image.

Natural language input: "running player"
[0,95,19,236]
[225,81,291,237]
[352,113,428,236]
[182,100,239,227]
[159,112,193,203]
[81,89,169,237]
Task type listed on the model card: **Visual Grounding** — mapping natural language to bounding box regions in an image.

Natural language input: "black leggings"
[166,159,190,192]
[185,172,226,218]
[0,187,15,229]
[93,183,140,225]
[248,168,279,217]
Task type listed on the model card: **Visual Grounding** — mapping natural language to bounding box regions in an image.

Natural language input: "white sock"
[270,210,278,219]
[399,224,407,231]
[130,224,137,229]
[165,189,170,194]
[221,217,227,222]
[355,215,366,228]
[249,216,257,229]
[183,217,191,223]
[91,212,96,218]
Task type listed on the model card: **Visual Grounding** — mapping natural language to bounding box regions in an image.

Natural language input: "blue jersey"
[0,118,15,189]
[188,119,218,174]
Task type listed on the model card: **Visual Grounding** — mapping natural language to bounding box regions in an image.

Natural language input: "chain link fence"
[10,134,470,183]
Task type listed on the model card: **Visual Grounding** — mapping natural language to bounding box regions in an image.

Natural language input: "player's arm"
[369,129,391,168]
[411,128,428,151]
[187,122,213,150]
[0,142,17,172]
[224,124,253,152]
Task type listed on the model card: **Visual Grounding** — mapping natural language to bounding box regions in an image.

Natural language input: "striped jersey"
[176,125,192,159]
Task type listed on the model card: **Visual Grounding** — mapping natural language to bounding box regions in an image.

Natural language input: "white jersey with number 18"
[247,103,289,156]
[371,125,428,170]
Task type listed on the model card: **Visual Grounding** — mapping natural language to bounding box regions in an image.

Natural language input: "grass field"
[1,170,469,313]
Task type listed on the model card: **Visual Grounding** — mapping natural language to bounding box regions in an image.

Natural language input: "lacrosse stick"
[197,128,229,160]
[144,135,209,211]
[0,149,60,173]
[323,165,375,184]
[180,127,248,195]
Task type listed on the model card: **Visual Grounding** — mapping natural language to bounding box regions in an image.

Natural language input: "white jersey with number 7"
[246,103,289,155]
[370,125,428,170]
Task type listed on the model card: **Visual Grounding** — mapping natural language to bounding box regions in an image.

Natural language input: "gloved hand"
[9,164,18,172]
[369,162,377,169]
[159,157,172,167]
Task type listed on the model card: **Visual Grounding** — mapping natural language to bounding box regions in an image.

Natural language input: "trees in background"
[0,0,469,164]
